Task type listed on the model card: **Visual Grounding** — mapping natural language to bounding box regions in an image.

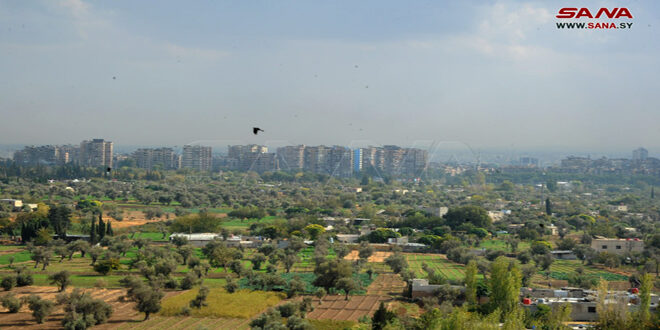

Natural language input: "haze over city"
[2,0,660,152]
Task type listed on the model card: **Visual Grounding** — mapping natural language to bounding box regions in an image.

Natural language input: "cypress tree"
[97,213,106,241]
[545,198,552,215]
[90,217,97,244]
[652,187,655,199]
[106,221,113,236]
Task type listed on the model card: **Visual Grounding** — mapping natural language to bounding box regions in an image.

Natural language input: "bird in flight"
[253,127,264,135]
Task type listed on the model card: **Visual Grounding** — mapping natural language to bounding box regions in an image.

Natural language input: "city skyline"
[1,1,660,150]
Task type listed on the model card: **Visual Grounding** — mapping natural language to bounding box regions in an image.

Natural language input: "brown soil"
[343,251,392,263]
[0,286,183,330]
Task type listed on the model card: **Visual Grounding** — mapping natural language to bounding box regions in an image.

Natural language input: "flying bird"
[253,127,264,135]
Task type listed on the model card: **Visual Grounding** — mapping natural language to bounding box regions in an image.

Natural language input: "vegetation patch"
[160,287,284,318]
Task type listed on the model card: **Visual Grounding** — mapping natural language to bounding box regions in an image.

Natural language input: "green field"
[543,260,628,281]
[160,287,284,318]
[406,254,467,281]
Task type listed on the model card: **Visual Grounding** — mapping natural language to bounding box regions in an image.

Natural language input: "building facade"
[80,139,113,168]
[182,145,212,171]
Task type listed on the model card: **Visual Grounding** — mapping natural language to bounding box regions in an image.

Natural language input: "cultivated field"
[406,253,466,281]
[0,286,182,329]
[343,251,392,262]
[305,295,390,321]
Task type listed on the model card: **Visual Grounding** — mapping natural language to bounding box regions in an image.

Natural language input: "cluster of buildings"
[13,141,214,172]
[13,139,113,168]
[13,141,428,176]
[556,147,660,176]
[219,144,428,176]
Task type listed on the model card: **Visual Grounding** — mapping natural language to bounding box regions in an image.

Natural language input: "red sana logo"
[556,8,633,19]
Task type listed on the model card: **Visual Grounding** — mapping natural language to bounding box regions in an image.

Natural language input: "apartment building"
[182,145,212,171]
[134,147,180,170]
[80,139,113,168]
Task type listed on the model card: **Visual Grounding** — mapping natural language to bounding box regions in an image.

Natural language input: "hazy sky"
[1,0,659,153]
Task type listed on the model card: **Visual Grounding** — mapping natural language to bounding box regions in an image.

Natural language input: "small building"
[335,234,360,244]
[591,238,644,255]
[551,250,577,260]
[353,218,371,226]
[169,233,221,247]
[0,199,23,210]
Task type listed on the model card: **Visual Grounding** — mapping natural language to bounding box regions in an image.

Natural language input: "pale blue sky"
[1,0,659,152]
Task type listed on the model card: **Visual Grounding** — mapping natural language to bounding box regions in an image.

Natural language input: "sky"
[1,0,659,155]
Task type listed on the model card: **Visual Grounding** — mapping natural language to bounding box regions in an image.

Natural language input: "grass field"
[160,287,284,318]
[543,260,628,281]
[406,254,466,281]
[221,215,282,229]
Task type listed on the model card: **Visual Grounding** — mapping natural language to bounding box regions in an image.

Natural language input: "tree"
[171,235,188,247]
[251,252,267,270]
[128,284,163,321]
[287,276,306,298]
[304,224,325,240]
[333,244,350,259]
[534,253,554,271]
[530,241,552,255]
[225,277,239,293]
[358,241,374,262]
[90,216,97,244]
[315,288,326,305]
[87,246,103,265]
[48,205,72,239]
[371,302,396,330]
[106,220,113,236]
[464,260,477,305]
[336,277,360,301]
[283,253,299,273]
[94,257,121,275]
[57,289,113,329]
[444,205,491,229]
[189,286,209,308]
[49,270,71,292]
[489,256,522,315]
[1,293,23,312]
[1,276,16,291]
[637,273,653,326]
[312,259,352,292]
[26,295,54,324]
[97,213,106,241]
[384,253,408,274]
[545,198,552,215]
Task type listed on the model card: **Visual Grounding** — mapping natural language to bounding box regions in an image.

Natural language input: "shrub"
[1,276,16,291]
[277,302,299,317]
[94,258,121,275]
[94,279,108,288]
[26,295,54,324]
[189,286,209,308]
[1,293,23,312]
[49,270,71,292]
[179,273,197,290]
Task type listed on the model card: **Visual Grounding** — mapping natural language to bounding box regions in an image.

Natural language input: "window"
[616,245,621,249]
[588,306,596,313]
[602,245,607,249]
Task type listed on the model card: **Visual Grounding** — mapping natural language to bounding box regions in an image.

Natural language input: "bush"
[94,279,108,288]
[1,276,16,291]
[94,258,121,275]
[60,289,113,329]
[277,301,299,317]
[179,273,197,290]
[26,295,54,324]
[1,293,23,312]
[49,270,71,292]
[189,286,209,308]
